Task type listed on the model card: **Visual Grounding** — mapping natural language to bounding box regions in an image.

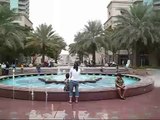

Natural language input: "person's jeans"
[37,68,41,74]
[69,80,79,97]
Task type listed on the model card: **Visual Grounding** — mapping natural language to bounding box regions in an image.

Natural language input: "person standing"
[36,64,41,74]
[5,62,10,75]
[69,62,81,103]
[21,64,24,73]
[64,73,70,91]
[1,63,6,75]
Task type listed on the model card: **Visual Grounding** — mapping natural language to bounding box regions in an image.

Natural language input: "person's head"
[65,73,69,79]
[116,73,122,79]
[73,62,78,71]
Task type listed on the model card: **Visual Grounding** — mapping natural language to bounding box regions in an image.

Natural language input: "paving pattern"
[0,69,160,119]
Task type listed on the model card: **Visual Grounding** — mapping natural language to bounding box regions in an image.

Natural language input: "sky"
[30,0,111,45]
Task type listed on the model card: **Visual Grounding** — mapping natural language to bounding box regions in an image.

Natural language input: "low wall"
[3,67,129,75]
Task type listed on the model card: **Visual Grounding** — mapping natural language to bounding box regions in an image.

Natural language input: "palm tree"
[103,28,119,63]
[0,5,27,62]
[147,9,160,66]
[26,24,65,63]
[112,3,160,67]
[48,37,66,63]
[80,20,103,65]
[0,5,26,49]
[69,32,88,63]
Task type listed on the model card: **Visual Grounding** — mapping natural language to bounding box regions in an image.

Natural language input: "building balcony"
[19,5,26,9]
[153,0,160,10]
[18,0,29,6]
[132,0,143,3]
[153,0,160,2]
[153,0,160,5]
[0,0,9,2]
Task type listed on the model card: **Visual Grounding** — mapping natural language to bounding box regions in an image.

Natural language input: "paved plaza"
[0,69,160,119]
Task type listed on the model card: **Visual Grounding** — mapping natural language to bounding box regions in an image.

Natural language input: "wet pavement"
[0,69,160,119]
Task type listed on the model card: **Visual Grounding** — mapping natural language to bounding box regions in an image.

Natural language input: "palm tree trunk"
[32,54,38,64]
[104,48,107,63]
[41,44,45,63]
[81,54,83,63]
[92,50,96,66]
[91,43,96,66]
[148,50,158,67]
[127,49,129,59]
[113,52,115,62]
[55,52,58,64]
[116,50,120,65]
[132,42,140,68]
[42,54,45,63]
[79,54,83,63]
[55,57,58,64]
[132,49,138,68]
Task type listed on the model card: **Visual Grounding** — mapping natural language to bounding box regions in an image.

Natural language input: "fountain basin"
[0,73,154,101]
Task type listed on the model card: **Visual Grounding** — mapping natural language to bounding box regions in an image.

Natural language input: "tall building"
[10,0,18,12]
[10,0,29,18]
[143,0,153,5]
[104,0,142,29]
[0,0,32,28]
[153,0,160,10]
[0,0,9,5]
[10,0,32,28]
[143,0,160,10]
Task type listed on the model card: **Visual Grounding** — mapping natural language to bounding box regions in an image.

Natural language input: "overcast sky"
[30,0,111,45]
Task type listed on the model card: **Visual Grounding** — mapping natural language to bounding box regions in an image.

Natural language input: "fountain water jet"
[63,70,66,74]
[12,69,15,99]
[31,89,34,101]
[57,67,62,75]
[45,88,48,105]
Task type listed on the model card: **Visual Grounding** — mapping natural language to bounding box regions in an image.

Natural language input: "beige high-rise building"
[104,0,142,29]
[0,0,32,28]
[143,0,160,10]
[0,0,9,4]
[17,0,30,18]
[153,0,160,10]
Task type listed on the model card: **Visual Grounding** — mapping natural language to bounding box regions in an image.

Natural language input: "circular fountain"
[0,67,154,101]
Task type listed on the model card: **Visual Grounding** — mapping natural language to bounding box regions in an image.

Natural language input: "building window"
[108,11,111,15]
[120,10,125,15]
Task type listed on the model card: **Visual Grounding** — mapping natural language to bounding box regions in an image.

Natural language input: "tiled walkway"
[0,69,160,119]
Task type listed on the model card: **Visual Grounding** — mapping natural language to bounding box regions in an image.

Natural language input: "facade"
[143,0,160,10]
[153,0,160,10]
[103,0,159,66]
[104,0,142,29]
[104,0,132,65]
[0,0,9,5]
[143,0,153,5]
[10,0,29,18]
[104,0,143,66]
[10,0,18,12]
[10,0,32,28]
[13,14,32,28]
[104,0,133,29]
[0,0,32,28]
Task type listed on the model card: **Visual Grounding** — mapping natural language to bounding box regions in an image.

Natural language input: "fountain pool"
[0,74,139,90]
[0,73,154,101]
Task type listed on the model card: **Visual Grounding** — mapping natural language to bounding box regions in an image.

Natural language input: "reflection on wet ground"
[0,69,160,119]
